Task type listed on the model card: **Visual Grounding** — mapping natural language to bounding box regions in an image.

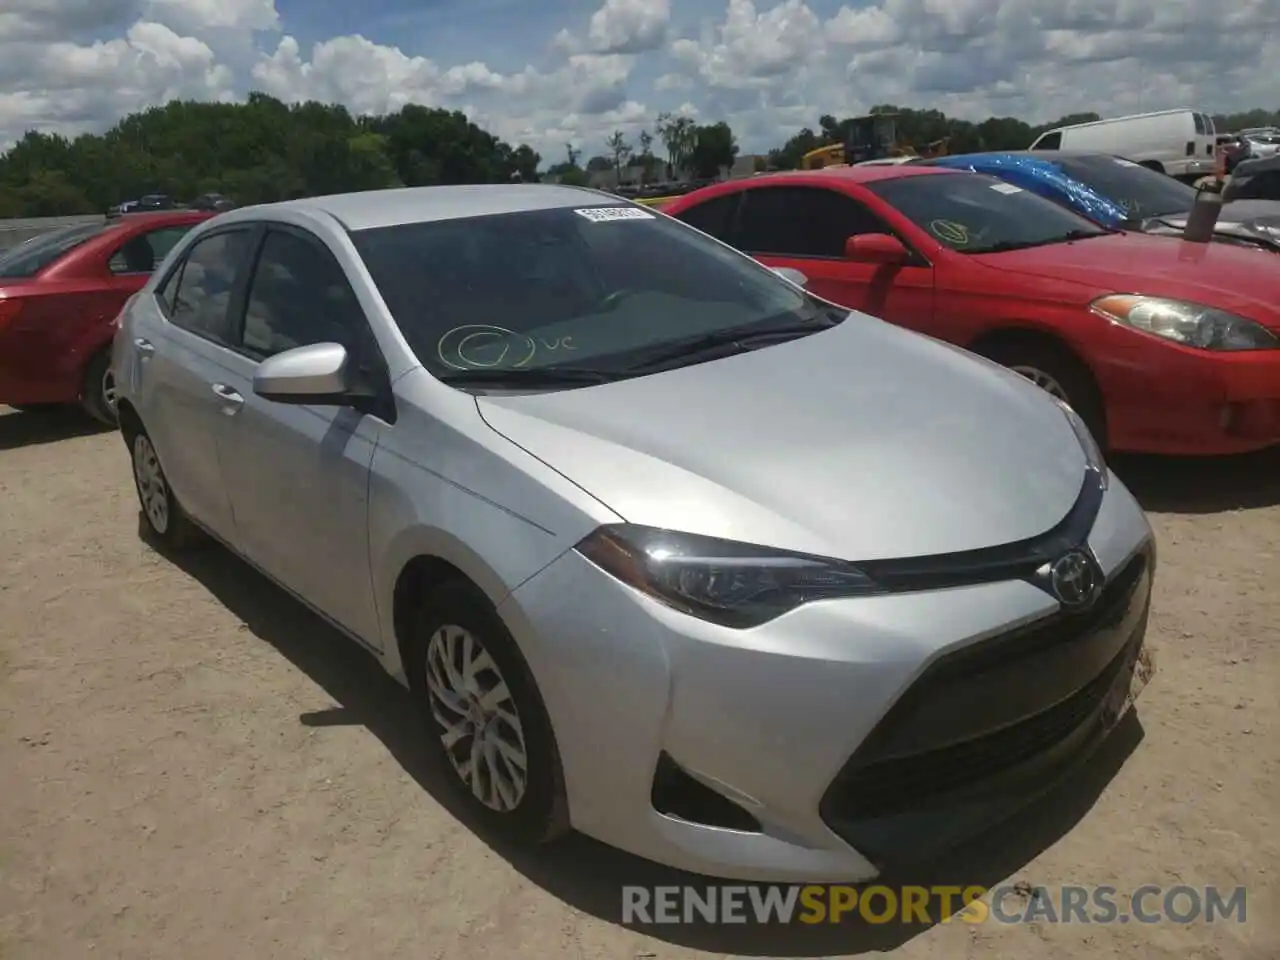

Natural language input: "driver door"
[731,185,935,329]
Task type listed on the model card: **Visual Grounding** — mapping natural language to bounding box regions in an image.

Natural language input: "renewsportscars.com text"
[621,884,1248,925]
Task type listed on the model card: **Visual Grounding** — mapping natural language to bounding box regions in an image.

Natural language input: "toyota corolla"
[112,184,1156,882]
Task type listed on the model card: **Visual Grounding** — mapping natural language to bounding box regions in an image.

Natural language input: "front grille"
[821,548,1150,823]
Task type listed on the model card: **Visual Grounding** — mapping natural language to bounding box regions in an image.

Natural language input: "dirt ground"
[0,407,1276,960]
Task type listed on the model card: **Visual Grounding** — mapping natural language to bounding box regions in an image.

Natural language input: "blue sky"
[1,0,1277,157]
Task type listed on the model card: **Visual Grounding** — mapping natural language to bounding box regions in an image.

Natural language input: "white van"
[1028,109,1217,181]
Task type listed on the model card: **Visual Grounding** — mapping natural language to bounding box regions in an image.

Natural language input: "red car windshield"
[869,173,1111,254]
[0,221,111,278]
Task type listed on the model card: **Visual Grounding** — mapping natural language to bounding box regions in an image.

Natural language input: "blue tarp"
[929,152,1131,228]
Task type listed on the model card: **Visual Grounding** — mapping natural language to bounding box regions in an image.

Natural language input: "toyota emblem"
[1049,550,1100,608]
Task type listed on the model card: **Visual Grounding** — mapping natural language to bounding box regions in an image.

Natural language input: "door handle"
[133,337,155,355]
[210,383,244,413]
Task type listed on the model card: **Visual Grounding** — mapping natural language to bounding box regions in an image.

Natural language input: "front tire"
[406,579,568,845]
[81,349,118,426]
[980,339,1108,449]
[126,426,202,550]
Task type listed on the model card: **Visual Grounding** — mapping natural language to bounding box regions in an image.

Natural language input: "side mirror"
[770,266,809,287]
[845,233,908,264]
[253,342,353,405]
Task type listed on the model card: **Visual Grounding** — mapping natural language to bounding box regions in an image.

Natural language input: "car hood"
[476,315,1088,562]
[1146,198,1280,248]
[974,232,1280,327]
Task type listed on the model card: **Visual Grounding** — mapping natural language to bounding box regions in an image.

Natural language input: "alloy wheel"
[424,624,529,812]
[132,434,170,534]
[101,368,118,412]
[1009,364,1070,402]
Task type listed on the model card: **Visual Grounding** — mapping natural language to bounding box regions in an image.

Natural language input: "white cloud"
[586,0,670,54]
[0,0,1277,159]
[145,0,280,34]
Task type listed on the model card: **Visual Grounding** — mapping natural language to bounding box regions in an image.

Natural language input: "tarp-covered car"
[923,151,1280,253]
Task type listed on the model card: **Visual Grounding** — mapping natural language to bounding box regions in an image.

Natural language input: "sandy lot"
[0,407,1276,960]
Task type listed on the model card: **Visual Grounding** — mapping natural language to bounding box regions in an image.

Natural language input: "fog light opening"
[651,752,762,832]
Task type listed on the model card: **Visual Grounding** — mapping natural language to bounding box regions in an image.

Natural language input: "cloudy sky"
[0,0,1276,162]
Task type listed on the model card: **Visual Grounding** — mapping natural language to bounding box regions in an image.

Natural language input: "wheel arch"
[967,323,1110,443]
[967,324,1097,378]
[115,397,144,440]
[383,526,537,688]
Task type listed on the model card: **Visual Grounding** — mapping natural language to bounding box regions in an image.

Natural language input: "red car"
[0,210,213,423]
[663,166,1280,456]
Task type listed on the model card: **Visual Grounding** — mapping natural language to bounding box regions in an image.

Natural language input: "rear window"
[1194,113,1207,135]
[0,221,110,278]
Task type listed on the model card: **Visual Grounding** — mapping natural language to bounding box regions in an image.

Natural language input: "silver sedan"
[112,184,1156,882]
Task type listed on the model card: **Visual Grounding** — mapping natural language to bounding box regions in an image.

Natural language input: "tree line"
[1,94,1277,218]
[766,106,1280,170]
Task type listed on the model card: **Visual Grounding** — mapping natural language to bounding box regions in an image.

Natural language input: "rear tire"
[123,422,203,550]
[979,339,1108,450]
[405,579,569,846]
[80,349,118,426]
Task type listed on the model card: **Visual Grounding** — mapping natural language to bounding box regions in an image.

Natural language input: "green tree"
[0,92,545,216]
[605,130,632,184]
[689,122,737,178]
[656,112,697,175]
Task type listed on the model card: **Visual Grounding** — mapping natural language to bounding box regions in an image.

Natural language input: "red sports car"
[0,210,213,423]
[663,166,1280,456]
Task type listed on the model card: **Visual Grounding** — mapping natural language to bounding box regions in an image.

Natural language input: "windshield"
[351,204,829,379]
[0,221,110,278]
[1053,155,1197,219]
[868,173,1110,253]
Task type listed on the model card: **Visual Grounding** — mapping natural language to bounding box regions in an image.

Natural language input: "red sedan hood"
[974,232,1280,329]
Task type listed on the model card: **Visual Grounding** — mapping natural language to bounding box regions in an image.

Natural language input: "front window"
[1053,155,1196,219]
[0,221,110,278]
[351,205,829,382]
[868,173,1110,254]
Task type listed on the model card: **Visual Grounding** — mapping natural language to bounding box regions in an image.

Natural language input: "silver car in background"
[112,184,1156,882]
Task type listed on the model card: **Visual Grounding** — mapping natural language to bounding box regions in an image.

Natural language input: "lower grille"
[821,547,1151,824]
[831,629,1138,819]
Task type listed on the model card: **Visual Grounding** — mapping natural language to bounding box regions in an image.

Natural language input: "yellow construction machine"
[799,113,950,170]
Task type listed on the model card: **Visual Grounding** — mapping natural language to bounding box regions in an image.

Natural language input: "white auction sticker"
[989,182,1023,194]
[573,206,654,222]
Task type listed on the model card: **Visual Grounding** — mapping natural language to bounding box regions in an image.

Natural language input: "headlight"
[576,524,882,628]
[1091,294,1279,350]
[1053,398,1108,489]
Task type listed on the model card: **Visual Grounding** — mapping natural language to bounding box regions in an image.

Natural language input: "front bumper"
[499,477,1155,882]
[1098,332,1280,454]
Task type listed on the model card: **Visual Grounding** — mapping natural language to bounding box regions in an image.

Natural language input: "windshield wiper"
[436,365,616,388]
[618,318,836,374]
[969,229,1107,254]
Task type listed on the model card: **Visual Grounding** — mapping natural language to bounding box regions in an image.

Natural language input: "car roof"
[779,165,959,185]
[1233,153,1280,176]
[232,183,625,232]
[113,210,213,230]
[939,150,1115,162]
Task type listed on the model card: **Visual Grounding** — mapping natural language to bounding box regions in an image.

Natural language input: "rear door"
[127,226,258,541]
[91,222,200,337]
[730,184,935,327]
